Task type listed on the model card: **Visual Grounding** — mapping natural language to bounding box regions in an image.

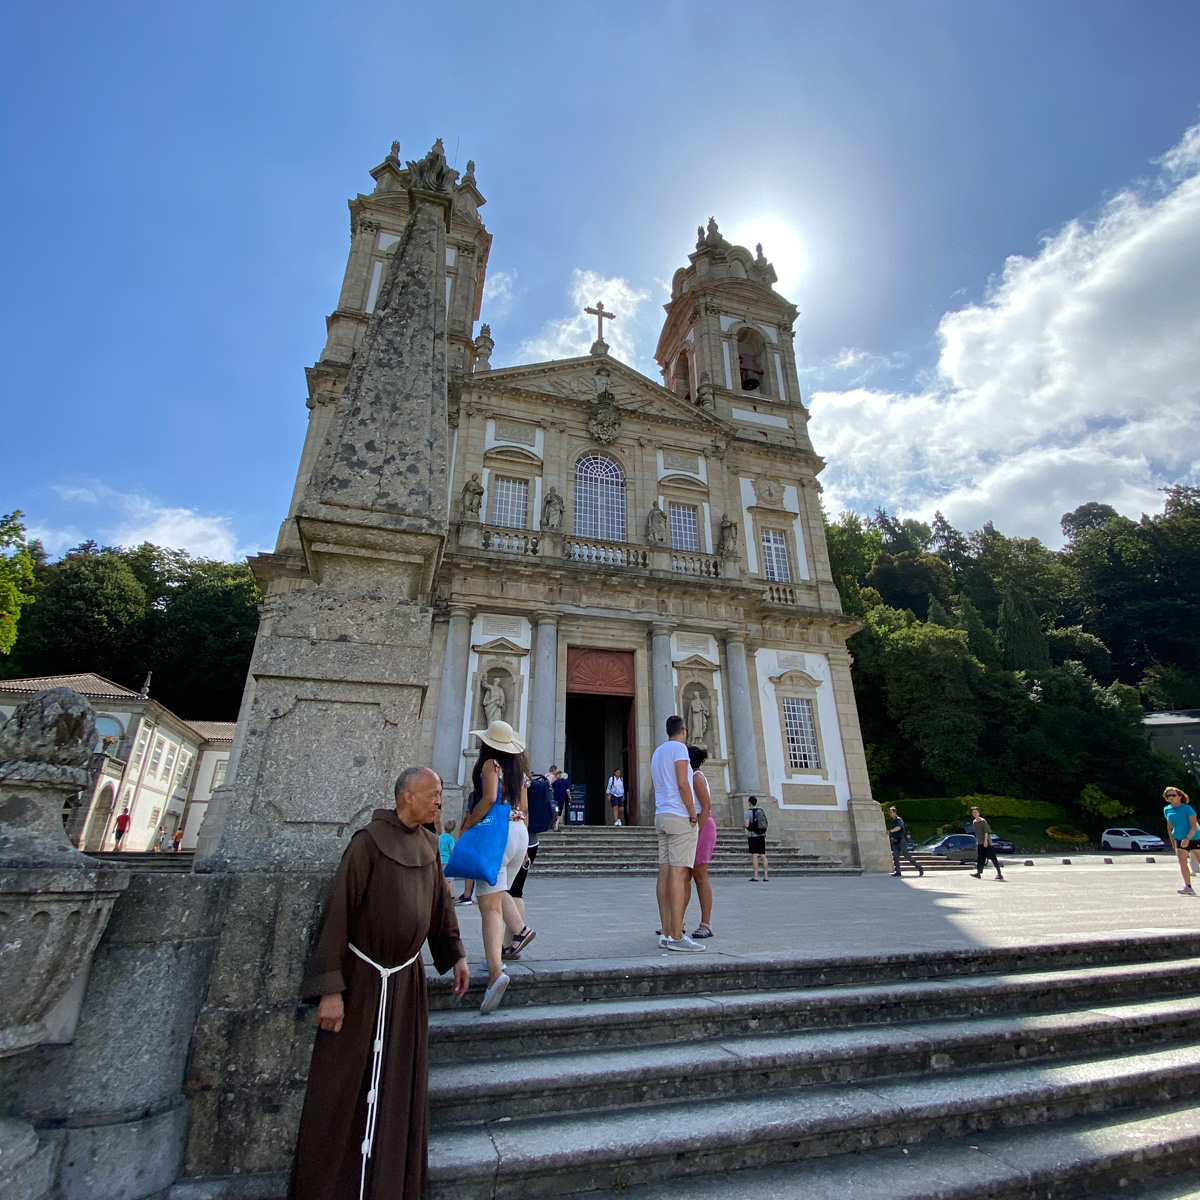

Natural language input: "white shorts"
[475,818,530,896]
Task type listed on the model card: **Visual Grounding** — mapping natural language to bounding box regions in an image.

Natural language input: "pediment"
[471,636,529,658]
[672,653,719,670]
[470,354,730,433]
[659,473,708,492]
[483,445,542,465]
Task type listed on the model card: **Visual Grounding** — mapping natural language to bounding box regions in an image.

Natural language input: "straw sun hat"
[469,719,527,755]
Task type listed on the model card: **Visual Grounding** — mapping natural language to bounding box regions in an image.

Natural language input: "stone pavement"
[438,855,1200,972]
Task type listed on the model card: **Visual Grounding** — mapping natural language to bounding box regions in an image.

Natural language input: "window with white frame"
[131,728,150,770]
[782,697,821,770]
[668,502,699,551]
[212,760,228,790]
[149,737,165,778]
[177,753,194,790]
[574,455,626,541]
[491,476,529,529]
[162,744,178,785]
[760,529,791,582]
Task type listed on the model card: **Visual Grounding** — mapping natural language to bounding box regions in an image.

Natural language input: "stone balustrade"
[671,552,723,577]
[764,583,799,604]
[481,526,540,556]
[561,537,649,568]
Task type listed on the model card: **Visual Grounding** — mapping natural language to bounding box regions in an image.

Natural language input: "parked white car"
[1100,828,1167,851]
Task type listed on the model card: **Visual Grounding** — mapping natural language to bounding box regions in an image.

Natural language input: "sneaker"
[994,875,1005,881]
[657,933,671,949]
[455,895,475,905]
[1178,886,1196,895]
[667,935,705,953]
[614,819,622,826]
[969,872,981,879]
[891,872,902,877]
[479,973,510,1014]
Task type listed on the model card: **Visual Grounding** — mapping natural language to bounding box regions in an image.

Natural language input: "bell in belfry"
[739,352,763,390]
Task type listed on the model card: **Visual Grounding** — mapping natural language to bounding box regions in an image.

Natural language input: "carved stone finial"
[463,159,477,186]
[696,224,706,250]
[0,688,96,769]
[755,242,767,264]
[406,139,453,195]
[473,325,494,372]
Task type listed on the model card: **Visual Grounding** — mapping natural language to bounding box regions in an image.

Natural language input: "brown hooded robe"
[289,809,464,1200]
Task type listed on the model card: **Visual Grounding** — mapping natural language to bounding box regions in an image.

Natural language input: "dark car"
[956,821,1014,854]
[923,832,1014,860]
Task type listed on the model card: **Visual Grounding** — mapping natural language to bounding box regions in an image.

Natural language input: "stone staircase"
[532,826,855,875]
[84,849,197,873]
[425,932,1200,1200]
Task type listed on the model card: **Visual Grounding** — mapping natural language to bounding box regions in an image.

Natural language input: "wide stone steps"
[425,932,1200,1200]
[84,849,196,872]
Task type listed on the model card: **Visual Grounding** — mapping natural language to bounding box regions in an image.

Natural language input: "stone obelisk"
[182,143,456,1180]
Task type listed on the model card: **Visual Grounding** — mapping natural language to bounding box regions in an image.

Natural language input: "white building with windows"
[237,148,890,870]
[0,673,233,852]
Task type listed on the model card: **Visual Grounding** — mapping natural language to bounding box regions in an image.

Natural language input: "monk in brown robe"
[289,766,469,1200]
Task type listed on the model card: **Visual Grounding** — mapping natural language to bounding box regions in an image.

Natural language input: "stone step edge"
[426,1043,1200,1195]
[427,957,1200,1057]
[599,1097,1200,1200]
[428,996,1200,1117]
[426,930,1200,1006]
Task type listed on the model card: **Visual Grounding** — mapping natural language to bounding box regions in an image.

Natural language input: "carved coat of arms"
[587,392,622,444]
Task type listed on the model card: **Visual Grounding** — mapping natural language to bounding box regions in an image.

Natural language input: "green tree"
[1077,783,1132,821]
[866,551,954,620]
[1046,626,1113,683]
[953,594,1002,671]
[926,595,952,627]
[1061,502,1119,542]
[0,511,35,656]
[998,589,1051,673]
[823,511,883,616]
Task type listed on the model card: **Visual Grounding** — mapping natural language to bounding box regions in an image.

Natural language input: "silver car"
[1101,827,1167,851]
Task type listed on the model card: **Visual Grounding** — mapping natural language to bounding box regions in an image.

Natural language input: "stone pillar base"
[848,795,892,873]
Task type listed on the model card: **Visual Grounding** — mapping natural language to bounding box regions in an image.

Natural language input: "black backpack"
[527,775,555,836]
[749,807,768,835]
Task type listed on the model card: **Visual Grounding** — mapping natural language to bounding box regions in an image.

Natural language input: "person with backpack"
[887,806,924,878]
[606,768,626,826]
[504,763,554,961]
[745,796,769,882]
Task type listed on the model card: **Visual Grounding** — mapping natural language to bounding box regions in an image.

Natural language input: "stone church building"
[226,142,888,870]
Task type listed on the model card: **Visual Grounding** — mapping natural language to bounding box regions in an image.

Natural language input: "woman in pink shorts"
[688,745,717,939]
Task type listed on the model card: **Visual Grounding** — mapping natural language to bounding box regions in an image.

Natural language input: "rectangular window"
[761,529,792,582]
[147,806,161,830]
[148,737,165,778]
[783,697,821,770]
[212,760,228,790]
[491,476,529,529]
[177,753,193,789]
[668,503,699,551]
[131,728,150,770]
[162,744,178,784]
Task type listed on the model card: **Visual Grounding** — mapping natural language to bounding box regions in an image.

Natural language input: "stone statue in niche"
[541,486,564,532]
[482,678,507,726]
[647,502,667,545]
[718,513,739,558]
[461,473,484,520]
[687,690,711,747]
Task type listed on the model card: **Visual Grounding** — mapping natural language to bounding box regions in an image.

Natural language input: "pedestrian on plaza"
[460,721,537,1013]
[687,745,716,939]
[651,715,704,952]
[113,807,131,850]
[153,824,168,853]
[887,806,924,878]
[547,766,561,830]
[606,768,627,826]
[504,752,541,962]
[1163,787,1200,895]
[551,768,572,826]
[968,805,1005,880]
[288,766,468,1200]
[745,796,769,881]
[438,820,455,873]
[171,828,184,852]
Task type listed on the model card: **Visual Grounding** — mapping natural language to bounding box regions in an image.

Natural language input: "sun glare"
[727,216,809,298]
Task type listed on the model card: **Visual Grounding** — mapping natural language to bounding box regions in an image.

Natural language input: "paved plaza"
[441,855,1200,973]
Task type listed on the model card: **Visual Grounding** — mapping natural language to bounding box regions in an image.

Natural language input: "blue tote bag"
[445,802,512,886]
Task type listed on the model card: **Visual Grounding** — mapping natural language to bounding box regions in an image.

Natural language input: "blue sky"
[3,1,1199,557]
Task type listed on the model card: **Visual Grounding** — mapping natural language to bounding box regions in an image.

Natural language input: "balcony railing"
[562,537,649,568]
[671,552,722,577]
[764,583,798,604]
[481,527,540,556]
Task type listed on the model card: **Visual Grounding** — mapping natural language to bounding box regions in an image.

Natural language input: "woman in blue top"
[1163,787,1200,895]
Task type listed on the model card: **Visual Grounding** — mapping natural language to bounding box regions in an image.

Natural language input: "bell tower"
[654,218,813,453]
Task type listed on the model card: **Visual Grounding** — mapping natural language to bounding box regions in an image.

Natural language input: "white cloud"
[45,484,256,561]
[482,267,517,319]
[518,269,652,367]
[809,121,1200,546]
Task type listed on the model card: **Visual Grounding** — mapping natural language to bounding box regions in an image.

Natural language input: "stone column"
[431,604,474,787]
[650,622,676,744]
[528,611,559,773]
[724,632,762,794]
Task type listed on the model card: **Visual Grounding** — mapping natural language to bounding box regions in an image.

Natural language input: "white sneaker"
[667,935,705,953]
[614,820,622,826]
[657,933,671,949]
[479,973,510,1014]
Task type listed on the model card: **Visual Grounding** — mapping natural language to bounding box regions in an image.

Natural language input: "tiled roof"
[185,721,236,742]
[0,672,142,699]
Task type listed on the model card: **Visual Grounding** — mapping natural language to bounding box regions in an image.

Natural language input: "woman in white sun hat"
[459,719,536,1014]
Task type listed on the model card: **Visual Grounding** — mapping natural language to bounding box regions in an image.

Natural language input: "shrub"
[1047,825,1090,843]
[1077,783,1133,821]
[880,794,1070,823]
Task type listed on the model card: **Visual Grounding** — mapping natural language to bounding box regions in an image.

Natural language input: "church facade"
[244,144,888,870]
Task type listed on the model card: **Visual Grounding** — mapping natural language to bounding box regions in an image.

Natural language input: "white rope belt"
[348,942,422,1200]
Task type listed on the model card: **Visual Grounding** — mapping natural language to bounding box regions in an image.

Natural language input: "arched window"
[673,350,692,401]
[574,455,626,541]
[736,327,771,397]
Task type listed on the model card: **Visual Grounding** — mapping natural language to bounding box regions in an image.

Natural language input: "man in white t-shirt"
[650,714,703,952]
[606,768,626,826]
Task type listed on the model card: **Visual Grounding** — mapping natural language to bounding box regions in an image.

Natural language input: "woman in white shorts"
[460,720,535,1013]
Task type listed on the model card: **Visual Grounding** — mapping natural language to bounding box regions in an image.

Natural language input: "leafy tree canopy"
[0,511,36,656]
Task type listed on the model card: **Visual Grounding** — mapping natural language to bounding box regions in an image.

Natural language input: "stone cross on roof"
[584,300,615,344]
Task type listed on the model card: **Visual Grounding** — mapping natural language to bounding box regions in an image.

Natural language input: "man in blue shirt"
[551,769,572,826]
[1164,787,1200,895]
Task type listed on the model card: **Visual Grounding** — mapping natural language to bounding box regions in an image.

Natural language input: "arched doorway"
[564,647,636,825]
[82,784,116,852]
